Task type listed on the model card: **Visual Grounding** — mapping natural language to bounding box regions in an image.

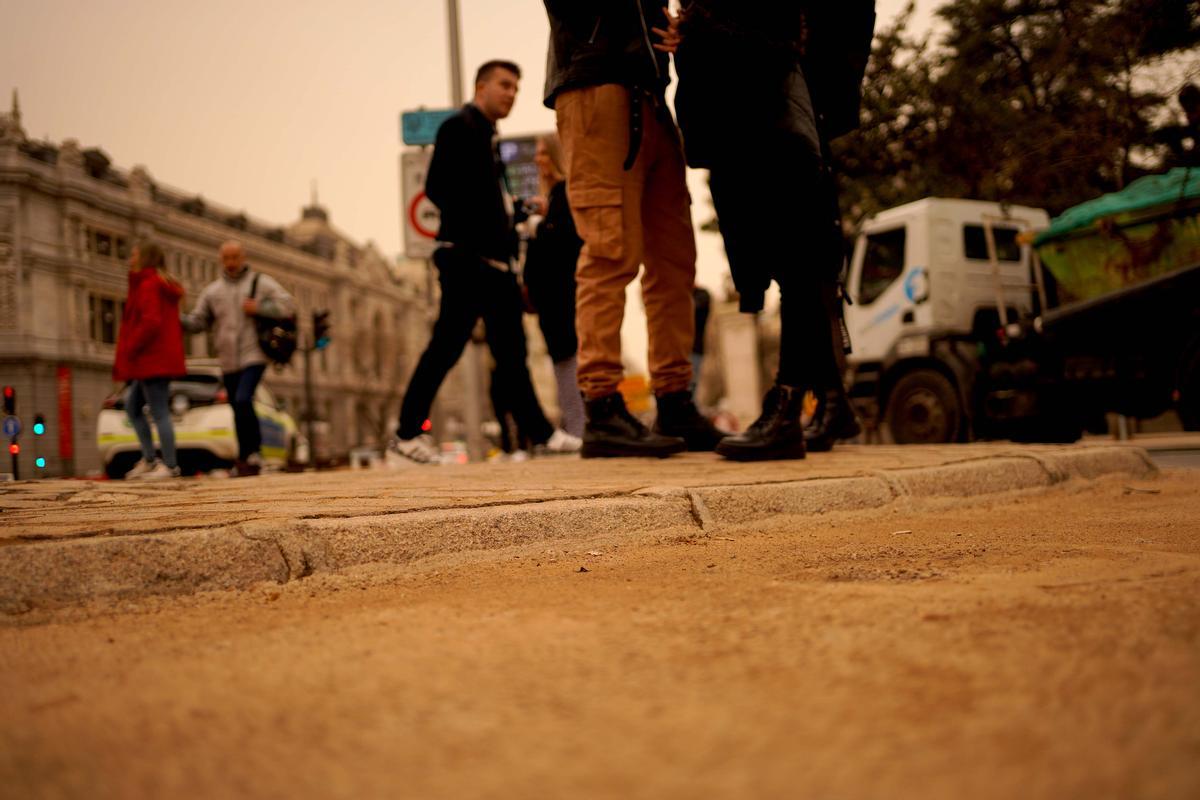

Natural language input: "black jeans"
[223,363,266,460]
[709,141,843,392]
[398,249,553,443]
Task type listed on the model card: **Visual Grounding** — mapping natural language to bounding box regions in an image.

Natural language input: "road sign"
[402,150,440,260]
[2,415,19,437]
[400,109,457,146]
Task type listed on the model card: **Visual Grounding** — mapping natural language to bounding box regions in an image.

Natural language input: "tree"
[833,0,1200,221]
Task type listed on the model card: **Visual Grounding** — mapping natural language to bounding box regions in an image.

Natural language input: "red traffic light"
[2,385,13,415]
[8,443,18,456]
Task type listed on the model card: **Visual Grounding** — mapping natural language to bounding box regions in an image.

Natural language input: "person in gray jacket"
[181,239,294,476]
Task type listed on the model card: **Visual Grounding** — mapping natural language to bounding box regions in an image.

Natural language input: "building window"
[88,293,121,344]
[116,237,131,261]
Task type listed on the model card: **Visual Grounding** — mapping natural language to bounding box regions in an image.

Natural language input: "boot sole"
[581,440,686,459]
[715,442,807,462]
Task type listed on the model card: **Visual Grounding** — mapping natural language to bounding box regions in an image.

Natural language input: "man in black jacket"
[388,60,580,465]
[543,1,722,458]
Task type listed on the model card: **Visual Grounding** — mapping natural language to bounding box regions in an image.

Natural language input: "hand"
[651,5,685,54]
[243,298,259,316]
[529,195,549,216]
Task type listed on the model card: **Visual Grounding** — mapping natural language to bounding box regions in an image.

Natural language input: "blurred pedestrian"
[388,60,581,465]
[181,239,294,477]
[522,133,586,438]
[543,1,722,458]
[113,240,186,480]
[672,1,872,460]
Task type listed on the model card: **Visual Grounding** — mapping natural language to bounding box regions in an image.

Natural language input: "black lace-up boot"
[804,387,862,452]
[715,384,807,461]
[653,391,723,451]
[582,392,686,458]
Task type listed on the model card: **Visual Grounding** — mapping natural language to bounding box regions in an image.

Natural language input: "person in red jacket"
[112,241,186,480]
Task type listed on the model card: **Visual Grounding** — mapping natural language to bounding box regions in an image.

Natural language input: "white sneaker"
[135,461,181,481]
[124,459,156,480]
[385,434,439,467]
[538,428,582,455]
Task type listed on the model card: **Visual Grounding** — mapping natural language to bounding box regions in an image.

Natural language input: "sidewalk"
[0,442,1161,612]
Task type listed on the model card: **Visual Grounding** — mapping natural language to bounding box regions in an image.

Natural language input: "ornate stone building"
[0,95,462,477]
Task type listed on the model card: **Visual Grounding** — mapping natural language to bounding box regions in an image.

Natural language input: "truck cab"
[844,198,1051,442]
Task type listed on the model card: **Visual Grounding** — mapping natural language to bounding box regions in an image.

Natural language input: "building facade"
[0,97,464,477]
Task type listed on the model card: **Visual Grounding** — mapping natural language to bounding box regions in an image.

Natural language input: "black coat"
[425,104,517,263]
[675,1,875,169]
[675,2,875,312]
[523,181,582,363]
[542,0,672,108]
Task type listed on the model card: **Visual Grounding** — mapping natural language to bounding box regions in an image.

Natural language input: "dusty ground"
[1,471,1198,800]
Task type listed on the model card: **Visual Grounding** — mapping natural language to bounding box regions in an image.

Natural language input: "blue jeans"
[126,378,177,468]
[222,364,266,460]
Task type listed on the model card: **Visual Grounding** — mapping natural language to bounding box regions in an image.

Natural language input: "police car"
[96,360,306,478]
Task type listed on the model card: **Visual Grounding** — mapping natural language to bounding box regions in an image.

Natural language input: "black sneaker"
[715,384,807,461]
[653,391,723,451]
[582,392,686,459]
[804,388,862,452]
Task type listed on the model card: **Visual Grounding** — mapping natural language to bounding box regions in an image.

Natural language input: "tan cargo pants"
[555,84,697,400]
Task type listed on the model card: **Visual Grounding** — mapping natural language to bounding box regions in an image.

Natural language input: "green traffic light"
[35,457,46,469]
[33,422,45,435]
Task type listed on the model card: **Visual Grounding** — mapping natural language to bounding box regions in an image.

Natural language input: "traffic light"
[8,442,18,456]
[32,414,45,436]
[35,457,46,469]
[313,310,332,350]
[2,385,13,415]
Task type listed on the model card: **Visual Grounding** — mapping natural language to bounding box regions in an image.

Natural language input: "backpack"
[250,273,298,366]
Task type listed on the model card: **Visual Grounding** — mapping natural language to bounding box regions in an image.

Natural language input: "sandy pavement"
[1,470,1198,799]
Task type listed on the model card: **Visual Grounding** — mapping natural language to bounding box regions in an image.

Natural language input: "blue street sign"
[400,109,457,146]
[2,415,19,437]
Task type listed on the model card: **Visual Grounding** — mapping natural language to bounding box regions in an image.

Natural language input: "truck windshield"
[859,227,907,305]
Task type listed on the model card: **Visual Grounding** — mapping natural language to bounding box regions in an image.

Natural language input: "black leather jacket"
[542,1,671,108]
[424,104,517,263]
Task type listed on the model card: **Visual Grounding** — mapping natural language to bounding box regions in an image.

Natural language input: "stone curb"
[0,446,1156,613]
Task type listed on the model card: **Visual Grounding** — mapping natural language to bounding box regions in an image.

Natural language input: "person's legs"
[556,84,646,400]
[142,378,177,469]
[124,381,156,463]
[397,252,483,440]
[640,111,697,397]
[481,270,555,445]
[553,356,585,438]
[225,364,266,461]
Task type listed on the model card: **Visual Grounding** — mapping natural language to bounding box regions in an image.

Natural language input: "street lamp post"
[445,0,488,463]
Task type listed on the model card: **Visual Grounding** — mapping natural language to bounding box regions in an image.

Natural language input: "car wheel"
[104,452,139,480]
[886,369,961,444]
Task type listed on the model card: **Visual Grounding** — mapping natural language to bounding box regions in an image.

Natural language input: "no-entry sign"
[401,150,439,260]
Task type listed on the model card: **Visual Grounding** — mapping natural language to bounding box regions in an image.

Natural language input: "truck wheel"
[886,369,960,444]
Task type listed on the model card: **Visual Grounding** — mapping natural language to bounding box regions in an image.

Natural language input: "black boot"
[583,392,686,458]
[804,388,862,452]
[715,384,807,461]
[653,391,724,451]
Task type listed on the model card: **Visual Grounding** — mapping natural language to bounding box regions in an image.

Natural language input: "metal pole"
[304,341,316,467]
[446,0,487,462]
[447,0,464,106]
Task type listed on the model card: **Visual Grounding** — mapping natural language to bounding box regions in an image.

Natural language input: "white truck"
[842,195,1200,443]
